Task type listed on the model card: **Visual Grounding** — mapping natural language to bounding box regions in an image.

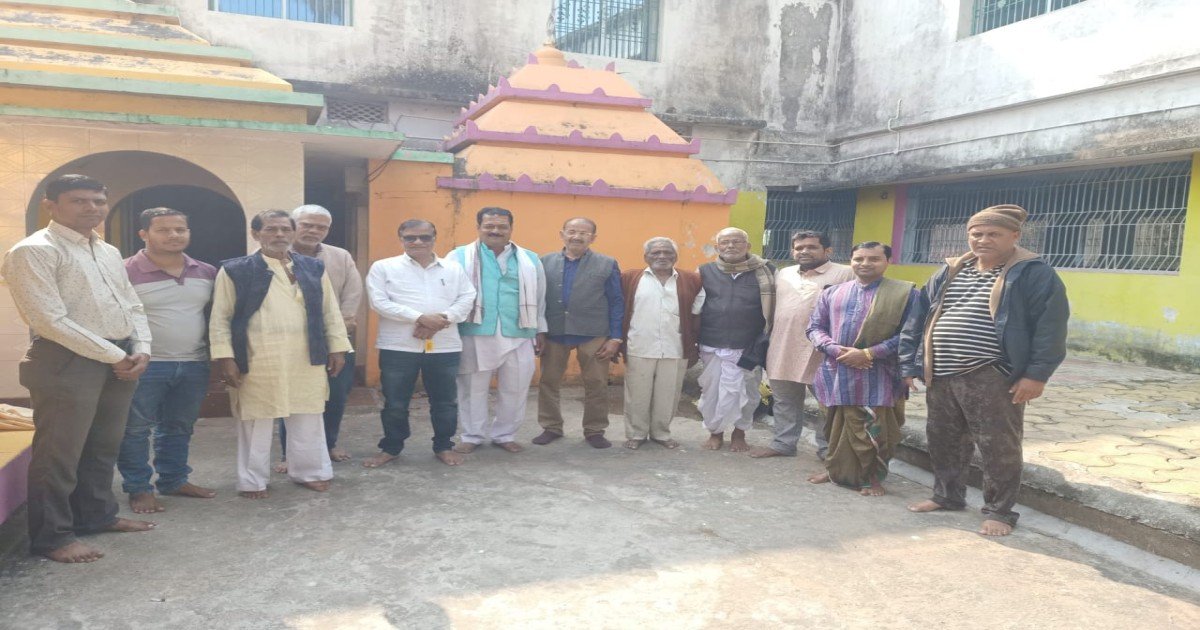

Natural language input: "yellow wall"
[729,190,767,255]
[852,153,1200,370]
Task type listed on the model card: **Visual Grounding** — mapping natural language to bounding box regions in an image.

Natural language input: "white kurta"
[210,256,352,420]
[765,262,854,383]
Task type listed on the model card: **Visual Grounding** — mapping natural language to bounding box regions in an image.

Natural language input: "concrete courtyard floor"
[2,388,1199,629]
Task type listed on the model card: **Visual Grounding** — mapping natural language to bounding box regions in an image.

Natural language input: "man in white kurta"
[750,231,854,460]
[210,211,350,498]
[449,207,547,454]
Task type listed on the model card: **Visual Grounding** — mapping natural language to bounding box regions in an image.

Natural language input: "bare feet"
[729,429,749,452]
[494,441,524,453]
[299,480,331,492]
[165,483,216,499]
[624,439,645,450]
[807,471,831,484]
[980,519,1014,536]
[106,518,156,533]
[651,438,679,449]
[703,433,724,450]
[44,541,104,563]
[129,492,164,514]
[362,452,397,468]
[453,442,478,454]
[860,480,885,497]
[329,447,351,462]
[748,447,782,458]
[436,450,464,466]
[239,490,269,499]
[907,499,945,513]
[272,460,288,474]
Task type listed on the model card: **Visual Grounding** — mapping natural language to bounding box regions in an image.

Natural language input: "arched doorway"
[112,185,246,266]
[26,151,246,264]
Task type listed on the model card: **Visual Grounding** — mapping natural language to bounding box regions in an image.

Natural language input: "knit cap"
[967,204,1028,231]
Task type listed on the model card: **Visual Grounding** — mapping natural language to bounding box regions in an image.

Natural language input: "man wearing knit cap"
[899,204,1069,536]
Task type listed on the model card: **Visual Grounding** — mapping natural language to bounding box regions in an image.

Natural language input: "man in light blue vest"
[450,207,547,454]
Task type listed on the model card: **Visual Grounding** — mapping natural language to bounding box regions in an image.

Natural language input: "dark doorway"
[112,185,246,267]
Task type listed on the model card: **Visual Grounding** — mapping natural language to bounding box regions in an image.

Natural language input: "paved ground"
[905,356,1200,505]
[2,389,1199,629]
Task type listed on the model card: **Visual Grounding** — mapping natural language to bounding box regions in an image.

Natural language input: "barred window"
[971,0,1088,35]
[211,0,351,26]
[902,160,1192,273]
[555,0,661,61]
[763,190,856,263]
[326,98,388,125]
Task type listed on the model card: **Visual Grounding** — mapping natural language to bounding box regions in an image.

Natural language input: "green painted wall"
[730,190,767,255]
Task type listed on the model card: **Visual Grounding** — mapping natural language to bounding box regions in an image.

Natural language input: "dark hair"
[139,207,187,231]
[398,219,437,237]
[851,241,893,260]
[45,174,106,202]
[562,217,597,233]
[251,209,295,231]
[791,230,830,249]
[476,206,513,226]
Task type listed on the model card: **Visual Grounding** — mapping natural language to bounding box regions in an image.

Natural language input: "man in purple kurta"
[806,242,918,496]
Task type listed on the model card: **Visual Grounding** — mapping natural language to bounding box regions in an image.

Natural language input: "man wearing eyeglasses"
[362,220,475,467]
[532,217,625,449]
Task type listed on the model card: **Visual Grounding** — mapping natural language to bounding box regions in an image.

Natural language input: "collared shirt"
[626,268,705,359]
[766,261,855,383]
[124,250,217,361]
[293,243,363,332]
[550,249,624,346]
[367,254,476,353]
[2,221,151,363]
[807,279,918,407]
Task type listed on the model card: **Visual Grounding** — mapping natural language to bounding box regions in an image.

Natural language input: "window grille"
[326,98,388,124]
[971,0,1087,35]
[555,0,660,61]
[763,190,857,263]
[902,160,1192,273]
[210,0,351,26]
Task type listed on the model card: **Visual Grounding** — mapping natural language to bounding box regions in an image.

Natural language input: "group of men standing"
[3,173,1068,563]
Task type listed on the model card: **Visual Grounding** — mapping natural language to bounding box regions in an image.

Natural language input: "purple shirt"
[806,279,917,407]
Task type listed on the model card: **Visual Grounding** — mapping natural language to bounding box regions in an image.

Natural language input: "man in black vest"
[697,227,775,452]
[532,217,625,449]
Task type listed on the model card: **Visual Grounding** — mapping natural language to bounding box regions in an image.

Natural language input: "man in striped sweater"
[900,205,1069,537]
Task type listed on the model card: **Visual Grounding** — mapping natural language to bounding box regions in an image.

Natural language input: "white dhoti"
[237,413,332,491]
[697,346,759,434]
[456,335,536,445]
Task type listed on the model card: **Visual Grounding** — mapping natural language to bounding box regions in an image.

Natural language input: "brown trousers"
[19,338,136,553]
[926,365,1025,526]
[537,337,611,436]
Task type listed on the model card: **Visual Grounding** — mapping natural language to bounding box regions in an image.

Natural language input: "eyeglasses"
[401,234,434,243]
[563,230,594,238]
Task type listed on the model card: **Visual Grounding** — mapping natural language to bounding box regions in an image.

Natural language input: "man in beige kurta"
[750,231,853,460]
[209,211,350,498]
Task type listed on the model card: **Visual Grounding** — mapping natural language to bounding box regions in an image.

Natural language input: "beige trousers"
[623,356,688,441]
[537,336,611,436]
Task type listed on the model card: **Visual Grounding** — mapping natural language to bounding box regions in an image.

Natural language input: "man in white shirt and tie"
[362,220,476,467]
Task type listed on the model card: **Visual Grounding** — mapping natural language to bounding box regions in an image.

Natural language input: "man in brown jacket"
[618,237,704,449]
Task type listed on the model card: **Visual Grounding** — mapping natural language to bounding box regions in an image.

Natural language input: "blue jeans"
[280,351,355,457]
[379,350,459,454]
[117,360,210,495]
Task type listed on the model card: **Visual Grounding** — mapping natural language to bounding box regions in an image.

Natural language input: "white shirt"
[367,254,476,353]
[626,268,705,359]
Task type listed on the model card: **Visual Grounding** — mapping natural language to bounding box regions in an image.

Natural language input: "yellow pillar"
[729,190,768,255]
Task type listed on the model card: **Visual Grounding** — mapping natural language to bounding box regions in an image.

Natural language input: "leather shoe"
[585,434,612,449]
[531,430,562,445]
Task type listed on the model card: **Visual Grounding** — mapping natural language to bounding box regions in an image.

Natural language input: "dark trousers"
[926,366,1025,526]
[19,339,137,554]
[280,350,355,456]
[378,350,459,455]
